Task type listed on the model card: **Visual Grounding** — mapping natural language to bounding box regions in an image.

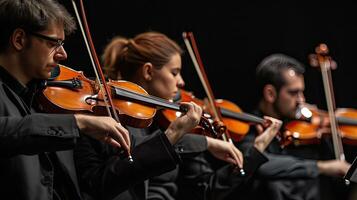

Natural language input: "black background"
[58,2,357,196]
[59,0,357,113]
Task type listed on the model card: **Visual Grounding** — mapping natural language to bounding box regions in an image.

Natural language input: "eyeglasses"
[28,32,64,50]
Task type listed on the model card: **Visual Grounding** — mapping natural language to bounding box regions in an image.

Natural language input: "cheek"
[281,96,297,116]
[277,95,291,110]
[149,79,170,98]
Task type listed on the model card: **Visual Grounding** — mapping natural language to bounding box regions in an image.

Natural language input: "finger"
[275,122,283,130]
[264,116,276,124]
[273,119,283,128]
[255,124,264,135]
[104,137,122,149]
[227,149,239,166]
[264,116,281,126]
[225,157,238,165]
[191,101,203,115]
[231,146,244,168]
[109,126,130,152]
[116,123,131,149]
[264,116,282,131]
[180,102,194,115]
[180,102,193,109]
[236,148,244,168]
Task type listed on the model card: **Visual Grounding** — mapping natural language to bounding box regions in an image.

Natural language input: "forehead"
[281,68,304,87]
[163,53,181,69]
[40,21,64,33]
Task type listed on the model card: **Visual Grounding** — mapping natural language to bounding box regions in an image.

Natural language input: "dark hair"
[0,0,76,52]
[102,31,183,80]
[256,53,305,97]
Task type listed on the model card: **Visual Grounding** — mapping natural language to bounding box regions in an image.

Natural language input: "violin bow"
[70,0,133,162]
[182,31,245,175]
[182,32,227,138]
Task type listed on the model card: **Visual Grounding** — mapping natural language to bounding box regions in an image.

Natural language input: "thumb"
[255,124,264,135]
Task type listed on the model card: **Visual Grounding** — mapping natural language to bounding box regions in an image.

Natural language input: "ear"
[263,84,277,103]
[11,29,27,51]
[142,62,154,81]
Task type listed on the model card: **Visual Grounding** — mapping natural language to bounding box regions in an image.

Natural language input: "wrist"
[206,136,212,150]
[74,114,87,132]
[164,125,185,145]
[253,142,264,153]
[317,160,327,175]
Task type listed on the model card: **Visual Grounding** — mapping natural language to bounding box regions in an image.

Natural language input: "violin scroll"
[308,43,337,70]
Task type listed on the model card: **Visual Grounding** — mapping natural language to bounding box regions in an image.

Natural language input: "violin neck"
[112,86,181,111]
[220,108,265,124]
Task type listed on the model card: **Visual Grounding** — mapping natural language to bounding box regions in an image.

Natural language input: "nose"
[297,91,305,104]
[177,74,185,88]
[54,45,67,61]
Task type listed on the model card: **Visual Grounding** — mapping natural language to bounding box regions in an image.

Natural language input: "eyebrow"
[287,89,304,94]
[28,32,64,44]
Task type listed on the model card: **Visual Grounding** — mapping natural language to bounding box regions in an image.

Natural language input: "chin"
[37,72,51,80]
[287,113,296,120]
[157,93,171,100]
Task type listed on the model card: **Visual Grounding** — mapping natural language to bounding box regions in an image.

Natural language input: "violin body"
[284,121,321,145]
[213,99,250,141]
[284,106,357,146]
[336,108,357,145]
[38,65,156,128]
[38,65,98,113]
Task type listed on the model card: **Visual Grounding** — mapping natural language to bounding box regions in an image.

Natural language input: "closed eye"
[171,69,180,76]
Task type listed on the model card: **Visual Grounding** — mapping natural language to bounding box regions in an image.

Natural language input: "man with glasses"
[233,53,351,200]
[0,0,132,199]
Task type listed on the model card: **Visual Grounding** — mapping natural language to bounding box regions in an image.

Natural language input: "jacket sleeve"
[177,146,268,200]
[74,130,181,200]
[174,134,208,154]
[256,152,319,179]
[0,113,79,157]
[238,123,319,179]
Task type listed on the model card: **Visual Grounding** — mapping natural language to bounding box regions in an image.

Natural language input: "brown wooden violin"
[284,103,357,145]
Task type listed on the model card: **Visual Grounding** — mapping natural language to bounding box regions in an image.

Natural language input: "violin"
[159,89,271,142]
[37,65,223,139]
[284,103,357,145]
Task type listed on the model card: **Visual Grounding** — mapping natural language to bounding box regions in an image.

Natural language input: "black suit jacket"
[0,66,82,200]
